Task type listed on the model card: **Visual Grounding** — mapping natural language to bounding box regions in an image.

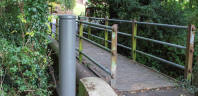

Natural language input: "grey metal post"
[59,15,76,96]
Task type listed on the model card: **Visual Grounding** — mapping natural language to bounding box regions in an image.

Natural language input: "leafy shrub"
[0,0,54,95]
[0,38,52,96]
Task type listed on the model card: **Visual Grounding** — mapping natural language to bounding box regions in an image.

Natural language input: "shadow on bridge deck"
[76,39,176,92]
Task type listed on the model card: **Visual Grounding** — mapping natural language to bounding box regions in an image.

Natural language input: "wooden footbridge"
[51,15,196,96]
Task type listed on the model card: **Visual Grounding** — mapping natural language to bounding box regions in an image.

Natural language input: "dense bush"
[0,0,54,95]
[0,39,52,95]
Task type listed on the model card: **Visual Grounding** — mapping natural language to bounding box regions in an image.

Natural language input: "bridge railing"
[79,16,196,82]
[76,17,118,87]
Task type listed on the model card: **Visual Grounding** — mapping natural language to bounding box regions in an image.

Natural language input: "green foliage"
[0,39,52,96]
[87,0,108,17]
[59,0,76,10]
[0,0,54,95]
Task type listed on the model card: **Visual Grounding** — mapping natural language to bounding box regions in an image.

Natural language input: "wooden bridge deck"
[76,39,176,92]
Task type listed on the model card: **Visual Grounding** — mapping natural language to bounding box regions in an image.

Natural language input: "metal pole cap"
[59,15,76,19]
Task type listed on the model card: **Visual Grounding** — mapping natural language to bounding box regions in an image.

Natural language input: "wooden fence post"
[88,18,91,39]
[79,18,84,63]
[185,24,196,82]
[111,24,118,88]
[132,20,137,61]
[105,17,109,48]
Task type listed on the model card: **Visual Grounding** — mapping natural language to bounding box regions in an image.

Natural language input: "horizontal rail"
[117,43,131,50]
[83,32,131,50]
[135,50,185,70]
[108,18,131,23]
[109,18,188,29]
[118,32,132,37]
[77,20,112,30]
[77,35,111,52]
[83,32,105,41]
[109,19,188,29]
[88,25,112,32]
[79,16,188,29]
[89,17,104,20]
[78,16,101,20]
[76,48,111,75]
[85,25,131,37]
[135,36,186,49]
[136,22,188,29]
[79,16,104,20]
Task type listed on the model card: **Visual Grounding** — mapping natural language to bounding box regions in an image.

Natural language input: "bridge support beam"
[59,15,76,96]
[185,25,196,82]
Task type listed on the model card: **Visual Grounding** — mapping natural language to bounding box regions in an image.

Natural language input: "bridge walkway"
[76,39,176,92]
